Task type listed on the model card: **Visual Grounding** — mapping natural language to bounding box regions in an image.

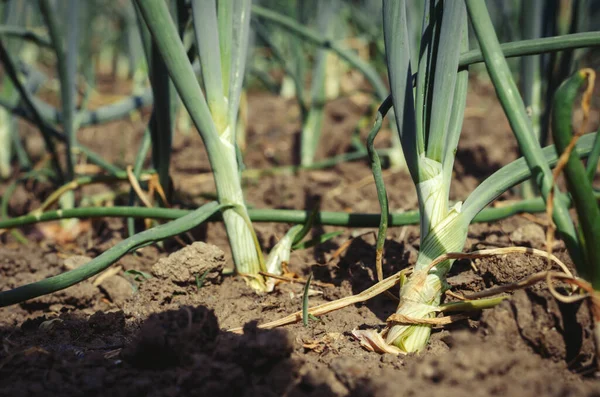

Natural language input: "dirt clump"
[151,241,225,285]
[480,289,596,370]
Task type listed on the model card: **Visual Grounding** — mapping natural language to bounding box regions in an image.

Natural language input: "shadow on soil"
[0,305,347,397]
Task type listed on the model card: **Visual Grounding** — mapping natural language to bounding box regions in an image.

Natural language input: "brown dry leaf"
[327,232,373,263]
[228,270,406,333]
[351,329,405,355]
[492,199,523,208]
[74,163,103,174]
[260,271,334,289]
[92,265,123,287]
[308,170,340,184]
[37,220,91,245]
[303,332,343,354]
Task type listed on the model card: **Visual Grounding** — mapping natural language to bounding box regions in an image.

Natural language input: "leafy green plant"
[470,0,600,360]
[519,0,594,199]
[354,0,600,354]
[134,0,268,291]
[549,70,600,353]
[251,2,406,169]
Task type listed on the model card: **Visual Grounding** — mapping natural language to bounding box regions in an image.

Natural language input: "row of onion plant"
[352,0,600,353]
[1,0,600,311]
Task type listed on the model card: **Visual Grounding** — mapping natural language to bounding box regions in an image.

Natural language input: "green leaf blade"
[382,0,419,182]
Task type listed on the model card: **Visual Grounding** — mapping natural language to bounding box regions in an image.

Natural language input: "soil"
[1,76,600,396]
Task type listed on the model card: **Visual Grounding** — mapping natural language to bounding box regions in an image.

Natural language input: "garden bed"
[1,82,599,396]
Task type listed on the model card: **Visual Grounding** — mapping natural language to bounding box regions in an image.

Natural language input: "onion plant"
[299,0,340,167]
[519,0,593,199]
[379,0,470,352]
[376,0,600,353]
[0,0,20,179]
[551,70,600,351]
[134,1,176,202]
[251,3,407,169]
[134,0,268,291]
[39,0,80,227]
[0,1,17,180]
[0,0,39,178]
[250,0,349,167]
[468,0,600,357]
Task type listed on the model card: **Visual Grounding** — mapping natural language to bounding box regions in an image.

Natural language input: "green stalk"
[135,3,174,199]
[519,0,543,199]
[61,0,79,225]
[148,43,174,196]
[425,1,465,163]
[2,187,599,234]
[73,145,123,176]
[39,0,77,182]
[367,96,393,281]
[0,79,14,179]
[441,29,469,199]
[552,70,600,288]
[218,0,233,98]
[300,0,338,166]
[458,32,600,67]
[289,0,305,107]
[39,0,81,229]
[0,0,19,179]
[0,41,64,181]
[382,0,419,180]
[128,0,154,235]
[192,0,227,130]
[586,122,600,181]
[466,0,585,270]
[414,0,433,152]
[135,0,265,291]
[26,89,153,127]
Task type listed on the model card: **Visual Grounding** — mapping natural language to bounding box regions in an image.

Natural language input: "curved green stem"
[367,96,393,281]
[466,0,583,269]
[1,131,596,231]
[2,188,599,231]
[552,70,600,288]
[458,32,600,68]
[0,202,224,307]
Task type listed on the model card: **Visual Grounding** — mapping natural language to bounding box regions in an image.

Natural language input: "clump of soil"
[123,242,225,321]
[150,242,225,285]
[480,289,596,369]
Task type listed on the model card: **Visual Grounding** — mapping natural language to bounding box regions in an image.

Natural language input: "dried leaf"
[351,329,404,355]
